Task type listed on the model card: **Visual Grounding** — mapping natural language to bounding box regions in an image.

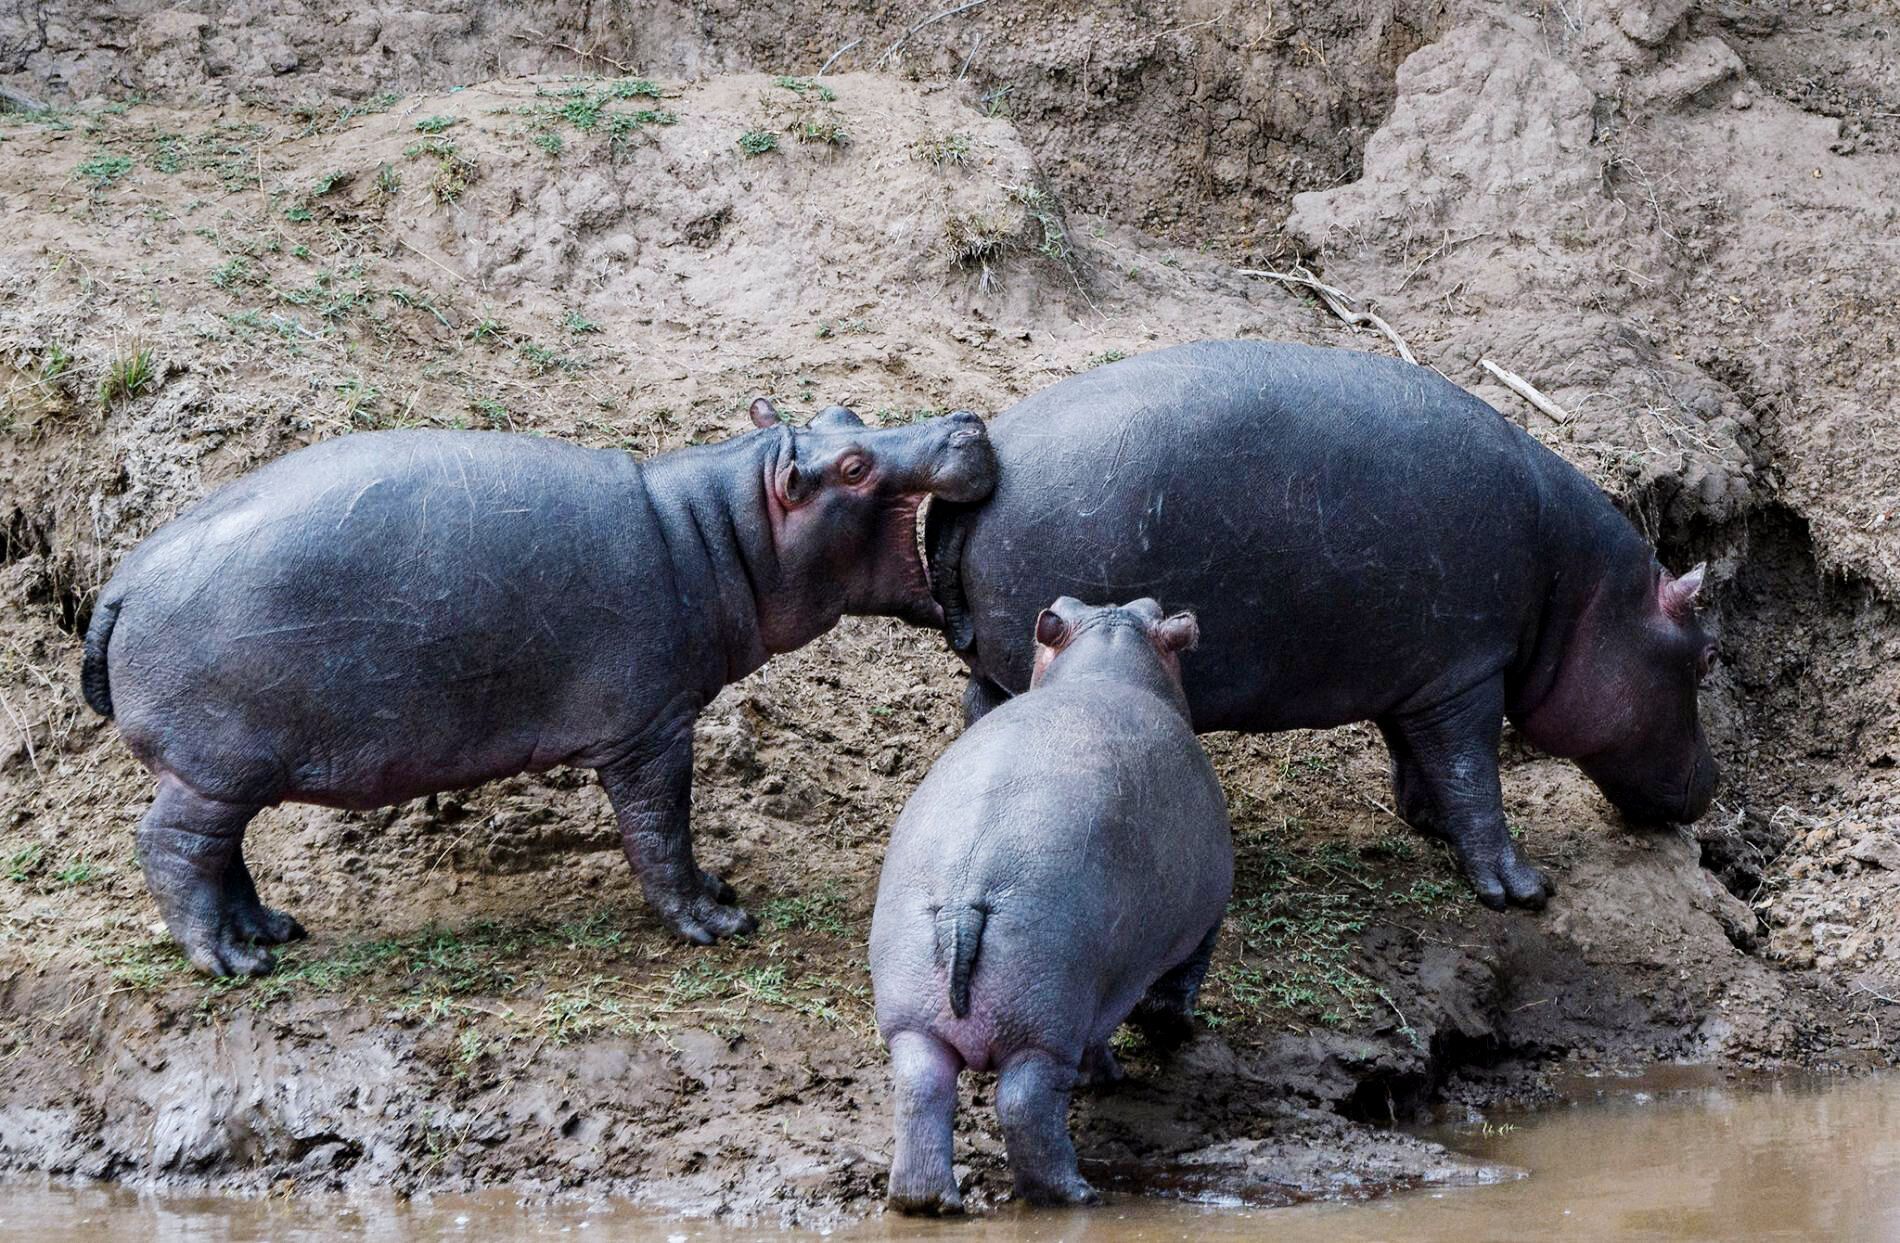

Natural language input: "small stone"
[1730,91,1752,110]
[1849,832,1900,871]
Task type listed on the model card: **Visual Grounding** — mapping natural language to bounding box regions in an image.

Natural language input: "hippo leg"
[1129,920,1220,1050]
[962,675,1010,726]
[137,776,276,977]
[597,720,756,945]
[1380,680,1552,911]
[888,1030,965,1215]
[997,1050,1099,1206]
[223,851,306,946]
[1078,1041,1125,1088]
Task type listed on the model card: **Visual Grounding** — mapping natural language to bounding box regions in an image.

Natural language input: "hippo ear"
[1034,608,1070,649]
[1659,563,1706,622]
[750,397,783,429]
[1154,611,1200,655]
[811,404,866,430]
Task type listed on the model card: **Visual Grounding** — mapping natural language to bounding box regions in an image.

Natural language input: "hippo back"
[928,339,1559,733]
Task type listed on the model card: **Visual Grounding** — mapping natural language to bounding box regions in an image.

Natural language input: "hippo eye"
[1697,644,1716,681]
[839,455,870,485]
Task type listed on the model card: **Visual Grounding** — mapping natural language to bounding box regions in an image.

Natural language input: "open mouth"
[886,494,942,626]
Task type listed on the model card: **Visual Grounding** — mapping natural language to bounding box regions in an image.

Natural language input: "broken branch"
[1479,358,1575,426]
[1238,265,1418,365]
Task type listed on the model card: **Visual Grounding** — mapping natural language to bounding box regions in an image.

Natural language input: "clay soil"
[1,0,1897,1225]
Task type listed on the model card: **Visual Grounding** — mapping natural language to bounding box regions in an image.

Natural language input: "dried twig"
[1480,358,1575,426]
[379,225,472,287]
[0,688,43,782]
[818,37,863,75]
[958,33,985,80]
[1238,265,1418,364]
[514,28,634,74]
[875,0,993,69]
[1854,982,1900,1006]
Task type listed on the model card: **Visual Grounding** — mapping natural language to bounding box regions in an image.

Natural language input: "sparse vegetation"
[403,137,476,203]
[414,115,460,134]
[75,153,133,187]
[1007,182,1071,264]
[212,256,264,289]
[773,75,838,101]
[518,341,581,374]
[913,132,972,165]
[97,345,156,408]
[738,128,778,156]
[791,115,848,146]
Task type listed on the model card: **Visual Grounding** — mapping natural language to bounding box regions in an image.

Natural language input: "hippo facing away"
[927,340,1719,910]
[871,597,1233,1212]
[84,400,996,976]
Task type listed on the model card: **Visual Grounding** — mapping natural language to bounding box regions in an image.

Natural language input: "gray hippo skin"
[83,400,996,976]
[870,598,1233,1213]
[927,340,1719,911]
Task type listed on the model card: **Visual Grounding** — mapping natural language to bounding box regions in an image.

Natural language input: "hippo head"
[1525,562,1719,824]
[750,398,997,650]
[1028,596,1199,707]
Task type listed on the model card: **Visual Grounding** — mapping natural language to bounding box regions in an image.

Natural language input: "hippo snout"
[927,412,998,503]
[1681,747,1719,823]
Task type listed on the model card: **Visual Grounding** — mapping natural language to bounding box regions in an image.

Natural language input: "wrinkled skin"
[928,340,1718,912]
[870,599,1233,1213]
[83,400,996,977]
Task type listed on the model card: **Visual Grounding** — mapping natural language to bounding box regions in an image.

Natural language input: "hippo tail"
[81,594,122,718]
[923,499,976,653]
[937,902,987,1020]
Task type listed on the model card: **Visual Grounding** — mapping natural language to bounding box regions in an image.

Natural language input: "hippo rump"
[871,598,1232,1213]
[83,400,996,976]
[926,340,1719,910]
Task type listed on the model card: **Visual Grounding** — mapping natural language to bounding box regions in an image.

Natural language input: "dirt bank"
[2,0,1897,1223]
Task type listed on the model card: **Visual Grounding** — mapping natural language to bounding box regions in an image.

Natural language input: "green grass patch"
[98,346,156,408]
[773,76,837,101]
[1201,816,1469,1033]
[76,153,134,187]
[758,889,853,937]
[737,129,778,156]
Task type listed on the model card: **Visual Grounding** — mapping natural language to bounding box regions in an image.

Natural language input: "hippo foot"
[180,919,278,978]
[1016,1174,1100,1207]
[1457,846,1554,912]
[231,901,306,947]
[889,1182,965,1216]
[650,870,756,945]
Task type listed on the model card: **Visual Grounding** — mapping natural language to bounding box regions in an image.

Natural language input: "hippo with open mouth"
[83,399,996,975]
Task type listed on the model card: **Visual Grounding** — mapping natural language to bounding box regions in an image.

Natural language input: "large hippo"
[83,400,996,976]
[871,597,1232,1213]
[926,340,1719,910]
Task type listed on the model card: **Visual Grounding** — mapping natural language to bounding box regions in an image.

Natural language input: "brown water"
[5,1072,1897,1243]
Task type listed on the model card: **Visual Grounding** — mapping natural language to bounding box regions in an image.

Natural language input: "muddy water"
[5,1073,1897,1243]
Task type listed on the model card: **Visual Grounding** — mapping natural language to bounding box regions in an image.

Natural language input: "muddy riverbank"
[3,0,1898,1222]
